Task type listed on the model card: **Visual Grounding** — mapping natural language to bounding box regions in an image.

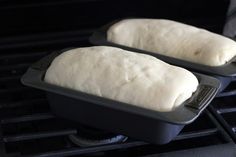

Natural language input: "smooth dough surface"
[107,19,236,66]
[44,46,199,112]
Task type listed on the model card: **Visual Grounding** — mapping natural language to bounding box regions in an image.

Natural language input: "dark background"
[0,0,230,37]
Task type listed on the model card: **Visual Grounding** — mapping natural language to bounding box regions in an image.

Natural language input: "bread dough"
[44,46,199,112]
[107,19,236,66]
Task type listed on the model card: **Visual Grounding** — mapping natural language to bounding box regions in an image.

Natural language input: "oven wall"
[0,0,229,37]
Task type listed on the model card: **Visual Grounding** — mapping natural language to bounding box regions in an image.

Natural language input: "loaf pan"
[90,19,236,77]
[21,49,220,145]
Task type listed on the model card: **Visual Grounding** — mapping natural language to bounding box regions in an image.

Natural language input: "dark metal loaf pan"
[21,49,220,145]
[90,19,236,77]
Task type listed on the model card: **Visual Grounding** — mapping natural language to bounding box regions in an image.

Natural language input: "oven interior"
[0,0,236,157]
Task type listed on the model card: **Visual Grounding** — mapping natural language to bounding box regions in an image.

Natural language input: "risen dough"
[107,19,236,66]
[44,46,199,112]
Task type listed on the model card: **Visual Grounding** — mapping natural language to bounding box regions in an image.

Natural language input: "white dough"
[44,46,199,112]
[107,19,236,66]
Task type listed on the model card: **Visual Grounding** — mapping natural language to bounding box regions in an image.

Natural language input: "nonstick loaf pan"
[21,49,220,145]
[89,19,236,77]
